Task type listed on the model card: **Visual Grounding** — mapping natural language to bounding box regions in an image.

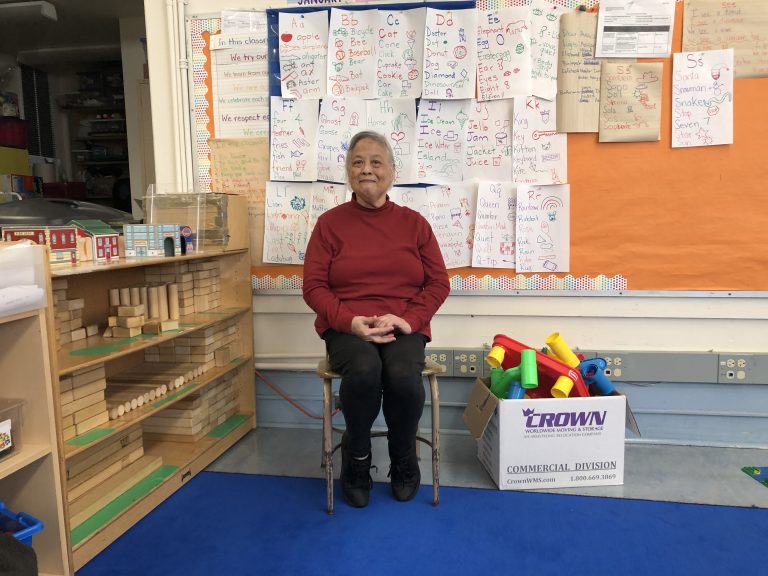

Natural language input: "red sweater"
[303,198,450,340]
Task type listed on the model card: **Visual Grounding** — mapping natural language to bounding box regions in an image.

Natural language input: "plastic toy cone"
[551,375,574,398]
[486,346,505,369]
[545,332,580,368]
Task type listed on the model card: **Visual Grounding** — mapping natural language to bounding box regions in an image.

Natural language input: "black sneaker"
[340,433,373,508]
[388,445,421,502]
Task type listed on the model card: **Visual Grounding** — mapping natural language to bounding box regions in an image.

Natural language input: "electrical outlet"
[426,348,453,377]
[718,354,768,384]
[453,348,484,378]
[579,351,719,383]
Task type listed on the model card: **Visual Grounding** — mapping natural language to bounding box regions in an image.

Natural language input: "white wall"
[144,0,768,367]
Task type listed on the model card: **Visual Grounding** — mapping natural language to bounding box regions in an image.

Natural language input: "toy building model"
[69,219,120,262]
[1,226,78,264]
[123,224,181,257]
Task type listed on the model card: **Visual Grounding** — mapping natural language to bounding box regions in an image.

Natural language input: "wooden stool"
[317,357,444,514]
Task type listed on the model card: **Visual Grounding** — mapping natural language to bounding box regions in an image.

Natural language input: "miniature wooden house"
[69,219,120,262]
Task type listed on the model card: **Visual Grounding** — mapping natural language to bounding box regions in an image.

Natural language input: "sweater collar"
[350,193,391,213]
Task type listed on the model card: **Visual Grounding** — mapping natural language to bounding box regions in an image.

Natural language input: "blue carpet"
[77,472,768,576]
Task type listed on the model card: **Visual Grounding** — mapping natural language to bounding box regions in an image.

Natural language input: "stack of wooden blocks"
[59,364,110,441]
[144,316,239,373]
[146,263,195,317]
[104,281,180,338]
[190,259,220,312]
[142,372,238,442]
[65,424,163,529]
[51,277,99,349]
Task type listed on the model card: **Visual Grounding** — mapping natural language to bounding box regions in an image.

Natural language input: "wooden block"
[67,426,142,474]
[71,327,87,342]
[117,315,144,328]
[52,277,68,290]
[107,316,118,327]
[74,411,110,435]
[86,324,99,337]
[72,365,106,385]
[60,389,74,406]
[59,375,73,392]
[111,326,142,338]
[109,288,120,307]
[215,347,231,366]
[130,286,141,306]
[73,377,107,400]
[73,400,108,424]
[117,304,145,317]
[102,327,113,338]
[67,446,145,502]
[62,425,76,441]
[68,455,163,527]
[119,287,131,306]
[62,391,105,417]
[161,319,179,331]
[142,320,162,335]
[68,298,85,311]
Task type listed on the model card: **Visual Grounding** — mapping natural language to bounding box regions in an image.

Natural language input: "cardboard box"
[464,378,632,490]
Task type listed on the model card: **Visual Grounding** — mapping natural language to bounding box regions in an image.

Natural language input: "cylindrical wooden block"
[167,283,180,320]
[119,287,131,306]
[109,288,120,307]
[140,286,148,307]
[158,284,169,321]
[130,287,141,307]
[148,286,160,319]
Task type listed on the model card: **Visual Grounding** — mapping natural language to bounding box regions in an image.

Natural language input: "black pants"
[323,330,427,458]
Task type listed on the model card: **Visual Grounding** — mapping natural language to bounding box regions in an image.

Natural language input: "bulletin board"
[189,0,768,294]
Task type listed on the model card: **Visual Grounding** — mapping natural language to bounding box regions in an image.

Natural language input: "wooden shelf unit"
[49,248,256,571]
[0,244,70,576]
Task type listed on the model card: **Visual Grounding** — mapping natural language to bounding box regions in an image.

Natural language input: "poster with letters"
[476,7,532,102]
[599,61,663,142]
[513,96,567,185]
[279,11,328,99]
[317,96,367,183]
[269,97,319,181]
[263,181,312,264]
[423,8,478,99]
[515,184,570,273]
[328,9,378,99]
[464,99,513,182]
[426,182,477,269]
[415,99,471,184]
[672,49,734,148]
[472,181,517,269]
[377,8,426,98]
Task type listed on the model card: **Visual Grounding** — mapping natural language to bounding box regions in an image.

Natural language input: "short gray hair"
[345,130,395,174]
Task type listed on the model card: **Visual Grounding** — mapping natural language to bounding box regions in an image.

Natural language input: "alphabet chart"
[365,98,418,184]
[415,99,471,184]
[425,182,477,269]
[476,7,532,102]
[672,49,734,148]
[327,8,378,98]
[472,181,517,269]
[317,96,367,183]
[423,8,477,99]
[515,184,570,273]
[278,11,328,99]
[377,8,426,98]
[530,0,563,101]
[263,181,312,264]
[513,96,567,185]
[464,99,513,182]
[269,97,319,181]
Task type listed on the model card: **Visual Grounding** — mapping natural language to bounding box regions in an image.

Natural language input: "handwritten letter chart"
[600,61,663,143]
[328,9,378,98]
[513,96,567,185]
[672,49,734,148]
[530,0,562,100]
[472,182,516,269]
[464,100,513,182]
[278,11,328,99]
[269,97,319,181]
[426,183,477,269]
[377,9,426,98]
[557,11,601,133]
[390,187,429,218]
[366,99,418,184]
[317,96,367,183]
[263,181,312,264]
[423,8,477,99]
[416,99,470,184]
[476,7,532,102]
[515,184,570,273]
[309,182,348,239]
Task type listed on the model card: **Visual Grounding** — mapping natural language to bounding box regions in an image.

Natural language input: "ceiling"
[0,0,144,69]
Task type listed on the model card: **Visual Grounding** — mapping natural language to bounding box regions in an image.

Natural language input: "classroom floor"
[207,427,768,509]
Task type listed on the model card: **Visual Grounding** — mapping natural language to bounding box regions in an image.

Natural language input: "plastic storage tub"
[0,399,24,459]
[0,502,44,546]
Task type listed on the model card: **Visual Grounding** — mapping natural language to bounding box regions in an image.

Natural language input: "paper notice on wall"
[210,25,270,138]
[308,182,348,240]
[557,11,601,133]
[389,187,429,218]
[682,0,768,79]
[279,11,328,99]
[596,0,676,58]
[472,181,516,269]
[599,61,663,142]
[672,49,734,148]
[515,184,570,273]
